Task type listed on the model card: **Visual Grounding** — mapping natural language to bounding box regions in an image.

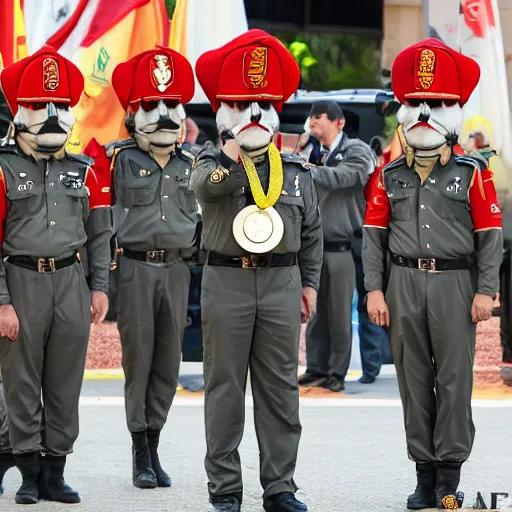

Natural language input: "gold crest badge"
[243,47,268,89]
[151,54,173,93]
[416,49,436,90]
[209,168,225,184]
[441,495,459,510]
[43,57,60,91]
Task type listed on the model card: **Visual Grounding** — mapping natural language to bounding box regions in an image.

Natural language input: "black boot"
[14,452,40,504]
[0,452,15,495]
[131,431,157,489]
[435,462,463,509]
[38,454,80,503]
[263,492,308,512]
[146,429,171,487]
[210,495,242,511]
[407,462,437,509]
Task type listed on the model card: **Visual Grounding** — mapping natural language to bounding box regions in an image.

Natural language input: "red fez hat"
[392,38,480,106]
[112,46,195,111]
[195,29,300,113]
[0,44,84,116]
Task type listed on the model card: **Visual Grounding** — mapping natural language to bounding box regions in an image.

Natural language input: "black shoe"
[38,454,80,503]
[435,462,463,509]
[407,462,436,510]
[263,492,308,512]
[321,374,345,392]
[131,431,157,489]
[14,452,40,505]
[298,372,327,387]
[358,374,376,384]
[146,429,171,487]
[210,495,241,511]
[0,452,15,495]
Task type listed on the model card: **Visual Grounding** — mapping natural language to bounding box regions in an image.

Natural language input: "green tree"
[277,33,381,91]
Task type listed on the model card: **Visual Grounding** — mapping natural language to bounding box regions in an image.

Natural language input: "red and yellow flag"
[67,0,169,153]
[0,0,28,67]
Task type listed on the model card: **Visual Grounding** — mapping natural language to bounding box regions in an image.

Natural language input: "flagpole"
[422,0,430,36]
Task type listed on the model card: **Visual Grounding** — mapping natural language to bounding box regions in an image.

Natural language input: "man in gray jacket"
[299,101,375,392]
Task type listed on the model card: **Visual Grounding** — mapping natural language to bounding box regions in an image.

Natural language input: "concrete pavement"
[2,373,512,511]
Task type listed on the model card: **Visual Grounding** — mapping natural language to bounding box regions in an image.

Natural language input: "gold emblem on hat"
[417,49,435,89]
[152,54,172,92]
[244,47,268,89]
[43,57,60,91]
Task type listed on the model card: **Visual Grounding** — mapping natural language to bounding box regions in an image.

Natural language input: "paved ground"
[2,371,512,511]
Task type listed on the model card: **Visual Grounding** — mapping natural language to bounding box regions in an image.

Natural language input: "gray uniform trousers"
[0,369,10,454]
[202,264,302,499]
[0,261,91,456]
[385,264,477,462]
[305,250,355,377]
[117,254,190,433]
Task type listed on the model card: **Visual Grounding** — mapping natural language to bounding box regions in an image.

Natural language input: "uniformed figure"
[363,39,503,510]
[191,30,323,512]
[298,101,374,391]
[97,47,198,489]
[0,45,111,504]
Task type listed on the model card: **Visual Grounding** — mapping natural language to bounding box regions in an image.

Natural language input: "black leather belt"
[324,241,351,252]
[5,254,78,273]
[206,251,298,269]
[122,248,179,264]
[390,252,473,272]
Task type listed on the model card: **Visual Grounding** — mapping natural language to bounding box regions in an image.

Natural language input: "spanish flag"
[0,0,28,67]
[66,0,169,153]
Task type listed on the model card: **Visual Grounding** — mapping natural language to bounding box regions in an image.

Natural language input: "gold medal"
[233,142,285,252]
[233,205,284,254]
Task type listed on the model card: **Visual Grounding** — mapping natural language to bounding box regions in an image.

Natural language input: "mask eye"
[405,99,422,108]
[141,100,159,112]
[163,100,179,109]
[224,101,236,108]
[258,101,271,110]
[443,100,457,107]
[55,103,70,110]
[236,101,250,111]
[21,102,47,110]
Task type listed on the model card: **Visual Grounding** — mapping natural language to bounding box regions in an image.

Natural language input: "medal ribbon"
[240,142,283,209]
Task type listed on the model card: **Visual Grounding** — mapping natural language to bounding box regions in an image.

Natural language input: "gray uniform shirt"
[363,154,503,296]
[310,134,374,243]
[0,145,112,302]
[113,146,198,252]
[189,143,323,291]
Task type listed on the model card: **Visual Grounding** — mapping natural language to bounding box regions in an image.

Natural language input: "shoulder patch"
[382,155,406,173]
[454,153,487,171]
[65,151,94,167]
[104,139,137,158]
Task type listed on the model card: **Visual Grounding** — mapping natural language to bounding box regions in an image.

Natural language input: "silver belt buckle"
[418,258,436,272]
[146,250,166,263]
[38,257,56,273]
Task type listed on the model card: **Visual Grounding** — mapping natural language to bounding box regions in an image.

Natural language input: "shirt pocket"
[438,188,472,228]
[123,172,159,208]
[388,188,415,221]
[176,175,197,218]
[276,195,304,251]
[62,186,89,221]
[7,185,45,217]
